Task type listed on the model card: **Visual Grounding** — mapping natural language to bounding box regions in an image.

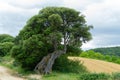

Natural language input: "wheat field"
[69,57,120,73]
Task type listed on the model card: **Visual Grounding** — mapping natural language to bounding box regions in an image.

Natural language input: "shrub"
[53,55,87,73]
[79,73,110,80]
[0,56,3,62]
[0,34,14,43]
[112,73,120,80]
[0,42,14,56]
[11,35,49,70]
[67,46,82,56]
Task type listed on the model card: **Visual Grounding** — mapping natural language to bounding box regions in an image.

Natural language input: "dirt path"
[0,66,24,80]
[69,57,120,73]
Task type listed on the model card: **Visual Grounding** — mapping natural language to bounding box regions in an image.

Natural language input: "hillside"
[69,57,120,73]
[90,46,120,56]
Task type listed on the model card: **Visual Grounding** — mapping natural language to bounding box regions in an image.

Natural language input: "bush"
[0,34,14,43]
[112,73,120,80]
[0,42,14,56]
[0,56,3,62]
[66,46,82,56]
[11,35,49,70]
[0,34,14,56]
[53,55,87,73]
[79,73,110,80]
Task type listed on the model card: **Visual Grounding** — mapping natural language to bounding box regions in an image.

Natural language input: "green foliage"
[42,72,120,80]
[11,35,49,70]
[53,55,87,73]
[80,50,120,64]
[43,72,79,80]
[0,56,3,62]
[91,46,120,56]
[0,34,14,56]
[11,7,92,70]
[0,42,14,56]
[79,73,110,80]
[43,72,120,80]
[80,50,105,59]
[66,46,82,56]
[112,73,120,80]
[80,73,120,80]
[0,34,14,43]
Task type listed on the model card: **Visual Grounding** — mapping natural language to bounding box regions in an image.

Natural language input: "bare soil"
[0,65,42,80]
[0,66,24,80]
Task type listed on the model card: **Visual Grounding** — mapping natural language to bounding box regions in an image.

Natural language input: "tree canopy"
[0,34,14,43]
[11,7,93,74]
[90,47,120,56]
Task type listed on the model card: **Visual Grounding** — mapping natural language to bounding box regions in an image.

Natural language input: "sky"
[0,0,120,50]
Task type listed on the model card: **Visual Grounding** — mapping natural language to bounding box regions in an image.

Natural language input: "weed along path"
[0,66,24,80]
[69,57,120,73]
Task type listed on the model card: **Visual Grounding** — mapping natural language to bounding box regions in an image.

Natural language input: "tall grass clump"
[112,73,120,80]
[79,73,110,80]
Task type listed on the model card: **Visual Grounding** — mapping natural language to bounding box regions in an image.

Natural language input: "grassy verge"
[42,72,120,80]
[42,72,80,80]
[0,56,38,80]
[0,55,87,80]
[1,55,120,80]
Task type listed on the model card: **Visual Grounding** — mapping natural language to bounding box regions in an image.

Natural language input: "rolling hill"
[90,46,120,56]
[69,57,120,73]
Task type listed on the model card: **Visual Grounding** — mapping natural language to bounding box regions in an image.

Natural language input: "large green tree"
[11,7,93,74]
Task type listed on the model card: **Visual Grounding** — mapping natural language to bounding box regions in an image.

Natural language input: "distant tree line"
[80,50,120,64]
[90,47,120,56]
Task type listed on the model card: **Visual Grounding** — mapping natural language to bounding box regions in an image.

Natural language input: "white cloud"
[82,41,96,50]
[79,0,120,49]
[83,0,120,27]
[82,34,120,50]
[5,0,64,9]
[63,0,104,11]
[0,0,120,49]
[0,27,8,34]
[0,1,39,14]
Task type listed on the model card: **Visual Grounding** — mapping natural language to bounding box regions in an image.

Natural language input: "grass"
[42,72,120,80]
[79,73,111,80]
[0,55,38,79]
[0,55,120,80]
[42,72,80,80]
[0,55,88,80]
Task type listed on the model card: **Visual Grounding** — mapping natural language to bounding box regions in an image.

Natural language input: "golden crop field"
[69,57,120,73]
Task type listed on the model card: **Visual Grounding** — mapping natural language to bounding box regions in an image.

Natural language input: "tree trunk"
[34,50,65,74]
